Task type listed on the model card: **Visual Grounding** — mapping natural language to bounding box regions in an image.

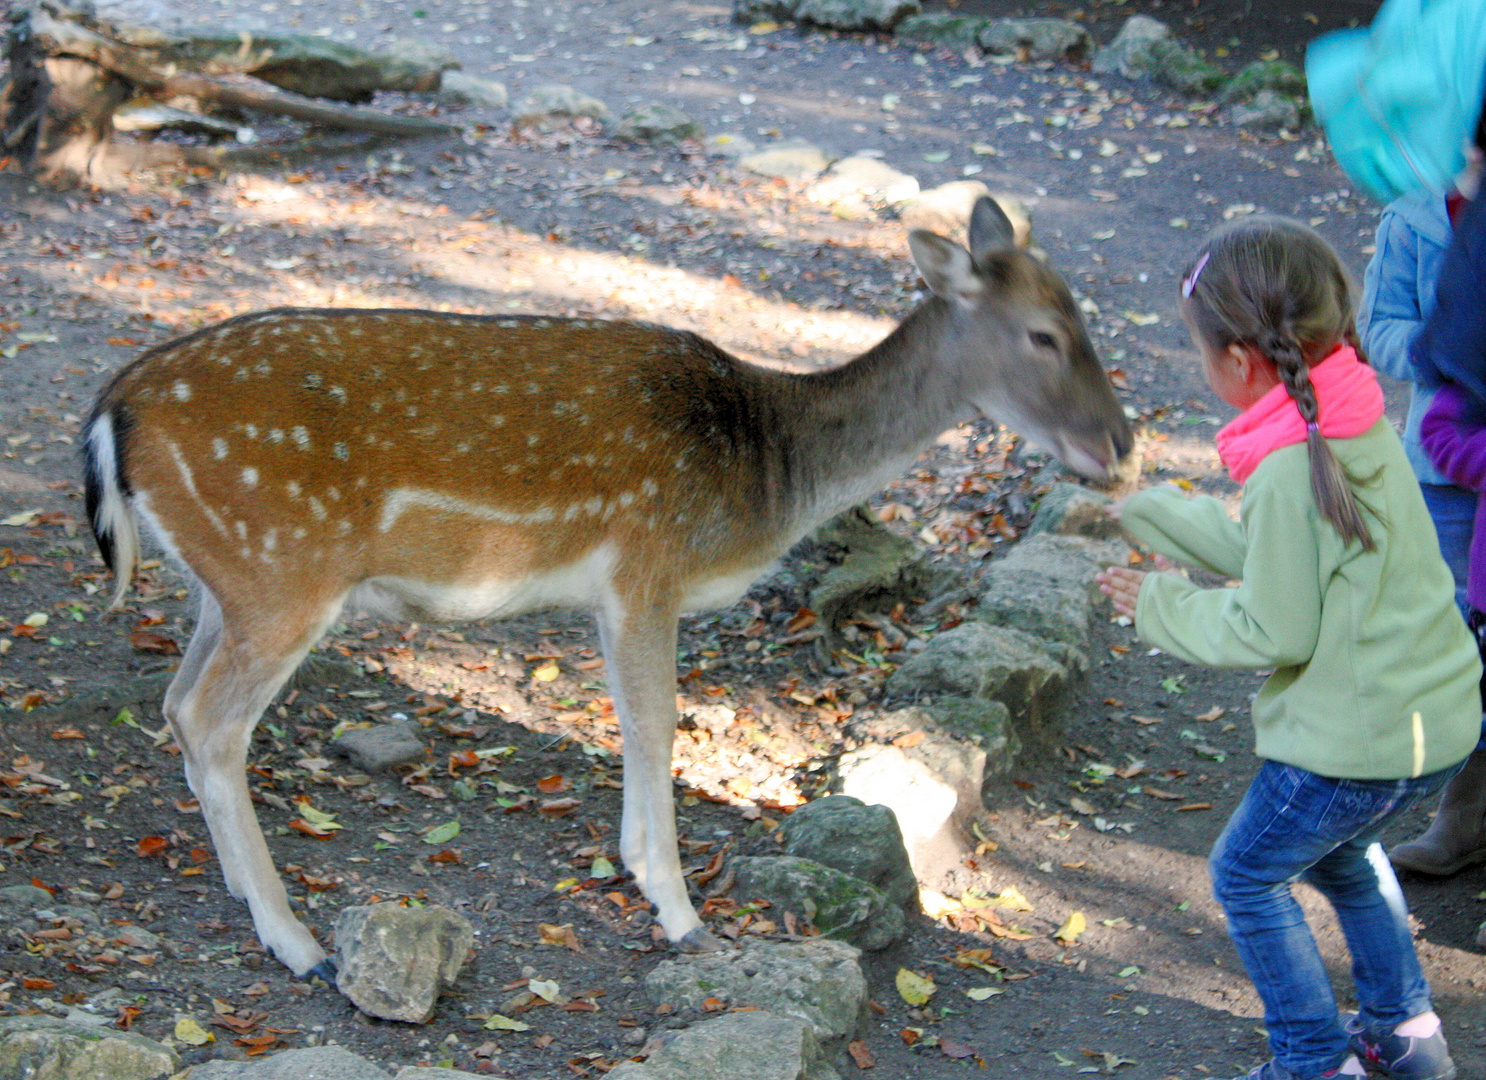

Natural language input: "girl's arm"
[1420,383,1486,492]
[1414,195,1486,398]
[1358,208,1427,383]
[1118,486,1246,579]
[1133,479,1323,670]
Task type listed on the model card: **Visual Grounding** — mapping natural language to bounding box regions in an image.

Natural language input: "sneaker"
[1346,1015,1457,1080]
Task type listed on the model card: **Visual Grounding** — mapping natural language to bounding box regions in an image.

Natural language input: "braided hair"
[1180,217,1376,550]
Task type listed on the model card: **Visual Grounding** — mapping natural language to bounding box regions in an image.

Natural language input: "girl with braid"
[1096,217,1480,1080]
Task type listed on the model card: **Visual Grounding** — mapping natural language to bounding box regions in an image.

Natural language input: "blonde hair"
[1180,216,1376,550]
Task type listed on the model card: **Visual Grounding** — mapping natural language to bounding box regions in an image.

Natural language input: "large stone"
[1091,15,1173,79]
[0,1016,179,1080]
[1217,59,1307,106]
[1029,481,1120,541]
[186,1046,391,1078]
[334,904,474,1023]
[924,697,1018,771]
[886,621,1074,732]
[730,856,905,950]
[608,1010,839,1080]
[733,0,797,22]
[978,18,1092,62]
[899,184,1030,247]
[512,84,610,126]
[1146,39,1225,96]
[804,156,919,218]
[436,71,507,108]
[738,140,836,180]
[394,1069,488,1079]
[977,533,1128,649]
[1228,89,1303,130]
[834,716,985,874]
[806,507,950,631]
[779,795,917,911]
[792,0,920,32]
[615,103,704,144]
[330,721,426,772]
[894,12,987,49]
[643,939,867,1052]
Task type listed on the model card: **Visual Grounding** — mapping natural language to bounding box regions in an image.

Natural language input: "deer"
[81,197,1132,981]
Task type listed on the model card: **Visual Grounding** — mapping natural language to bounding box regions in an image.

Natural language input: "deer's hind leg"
[163,586,344,978]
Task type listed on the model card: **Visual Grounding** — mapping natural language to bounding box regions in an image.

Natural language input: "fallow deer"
[83,197,1131,980]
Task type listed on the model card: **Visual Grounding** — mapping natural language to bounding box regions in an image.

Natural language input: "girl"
[1096,218,1480,1080]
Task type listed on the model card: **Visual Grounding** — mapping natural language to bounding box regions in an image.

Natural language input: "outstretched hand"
[1095,555,1174,620]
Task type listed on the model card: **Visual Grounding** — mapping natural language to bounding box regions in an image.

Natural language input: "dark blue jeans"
[1209,759,1464,1078]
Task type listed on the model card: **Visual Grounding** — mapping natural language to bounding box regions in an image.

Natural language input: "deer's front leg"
[598,599,721,952]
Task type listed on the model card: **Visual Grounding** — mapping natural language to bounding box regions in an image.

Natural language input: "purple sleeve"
[1420,383,1486,492]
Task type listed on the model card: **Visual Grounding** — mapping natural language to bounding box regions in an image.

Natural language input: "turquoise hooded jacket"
[1307,0,1486,202]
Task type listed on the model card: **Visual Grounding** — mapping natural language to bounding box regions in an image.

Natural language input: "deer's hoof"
[676,926,726,954]
[306,957,339,984]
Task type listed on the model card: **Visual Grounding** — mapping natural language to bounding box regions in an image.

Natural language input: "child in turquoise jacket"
[1097,218,1479,1080]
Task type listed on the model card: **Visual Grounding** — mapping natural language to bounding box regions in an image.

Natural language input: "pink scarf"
[1215,345,1385,485]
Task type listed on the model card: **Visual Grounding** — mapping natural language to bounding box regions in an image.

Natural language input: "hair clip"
[1180,251,1211,298]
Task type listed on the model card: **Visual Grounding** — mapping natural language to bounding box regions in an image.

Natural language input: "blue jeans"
[1209,759,1464,1078]
[1419,482,1474,619]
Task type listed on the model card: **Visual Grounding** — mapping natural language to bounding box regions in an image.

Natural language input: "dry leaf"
[1054,910,1086,944]
[847,1040,875,1069]
[895,968,936,1006]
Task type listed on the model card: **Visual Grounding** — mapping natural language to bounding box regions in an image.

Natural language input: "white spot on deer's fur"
[329,386,347,405]
[337,521,352,536]
[327,487,341,501]
[490,415,506,428]
[245,425,259,440]
[617,491,636,509]
[293,527,307,540]
[173,381,192,402]
[406,406,419,419]
[641,478,659,498]
[235,521,248,540]
[333,443,350,462]
[263,528,278,552]
[241,467,259,488]
[493,384,510,395]
[378,487,557,533]
[527,433,540,447]
[286,481,302,499]
[292,426,311,451]
[309,497,327,521]
[212,438,229,460]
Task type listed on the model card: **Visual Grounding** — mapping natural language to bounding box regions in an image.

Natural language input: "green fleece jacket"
[1123,419,1480,780]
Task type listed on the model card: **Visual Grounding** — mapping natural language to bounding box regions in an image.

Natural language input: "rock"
[512,84,610,127]
[1091,15,1173,79]
[886,621,1075,732]
[704,132,757,159]
[893,13,987,50]
[977,534,1129,649]
[0,884,56,909]
[615,103,704,144]
[733,0,798,23]
[737,140,836,180]
[791,0,921,33]
[436,71,508,108]
[1146,39,1225,96]
[608,1010,839,1080]
[394,1068,489,1080]
[644,939,867,1051]
[978,18,1092,62]
[779,795,918,911]
[1029,481,1120,541]
[923,697,1019,772]
[0,1015,179,1080]
[1217,59,1307,106]
[730,856,905,950]
[806,506,951,632]
[330,721,426,771]
[804,156,919,218]
[899,184,1030,247]
[834,714,985,873]
[185,1045,391,1078]
[334,904,474,1023]
[1228,88,1303,130]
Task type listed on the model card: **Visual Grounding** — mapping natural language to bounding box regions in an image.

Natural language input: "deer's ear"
[909,231,983,306]
[967,196,1018,265]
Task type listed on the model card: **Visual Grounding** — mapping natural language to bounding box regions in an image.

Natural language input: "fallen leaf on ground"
[1054,910,1086,944]
[895,968,936,1006]
[847,1040,875,1068]
[174,1017,214,1045]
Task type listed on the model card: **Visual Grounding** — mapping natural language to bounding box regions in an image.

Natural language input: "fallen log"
[1,0,460,181]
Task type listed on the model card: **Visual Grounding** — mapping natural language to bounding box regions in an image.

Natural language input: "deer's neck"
[775,298,977,520]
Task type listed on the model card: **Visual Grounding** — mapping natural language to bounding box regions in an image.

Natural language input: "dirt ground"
[3,0,1485,1078]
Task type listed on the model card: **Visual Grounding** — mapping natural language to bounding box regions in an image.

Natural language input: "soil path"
[2,1,1484,1078]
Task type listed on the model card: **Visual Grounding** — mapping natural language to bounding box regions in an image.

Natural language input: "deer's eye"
[1029,330,1059,350]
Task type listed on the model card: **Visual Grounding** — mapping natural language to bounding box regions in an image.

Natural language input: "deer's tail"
[83,405,139,612]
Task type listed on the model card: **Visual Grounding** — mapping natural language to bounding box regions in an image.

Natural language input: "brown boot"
[1390,747,1486,876]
